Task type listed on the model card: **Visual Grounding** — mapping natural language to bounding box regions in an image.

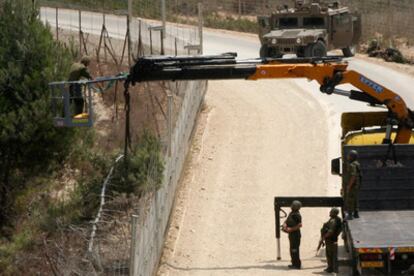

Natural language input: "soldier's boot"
[289,249,301,269]
[353,211,359,219]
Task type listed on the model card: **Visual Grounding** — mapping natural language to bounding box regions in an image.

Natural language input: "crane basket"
[49,74,128,127]
[50,80,94,127]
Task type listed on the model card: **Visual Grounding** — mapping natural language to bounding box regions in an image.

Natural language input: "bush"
[39,131,164,231]
[0,228,34,274]
[40,130,111,230]
[112,131,164,195]
[0,0,75,227]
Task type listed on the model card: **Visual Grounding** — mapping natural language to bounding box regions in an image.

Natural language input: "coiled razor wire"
[87,154,125,254]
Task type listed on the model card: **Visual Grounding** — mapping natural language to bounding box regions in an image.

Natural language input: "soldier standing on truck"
[322,208,342,273]
[68,56,93,116]
[282,200,302,269]
[346,150,362,220]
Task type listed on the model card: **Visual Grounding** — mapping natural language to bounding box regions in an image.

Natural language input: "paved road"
[41,8,414,275]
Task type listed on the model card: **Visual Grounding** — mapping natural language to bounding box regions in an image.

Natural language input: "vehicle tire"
[351,260,360,276]
[351,249,361,276]
[272,52,283,58]
[260,45,283,58]
[343,46,356,57]
[305,41,327,57]
[296,47,305,58]
[260,45,269,58]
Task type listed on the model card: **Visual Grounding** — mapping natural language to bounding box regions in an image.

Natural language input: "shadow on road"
[162,262,326,272]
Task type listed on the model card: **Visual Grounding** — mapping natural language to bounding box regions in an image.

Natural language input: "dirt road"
[158,79,347,275]
[154,31,414,276]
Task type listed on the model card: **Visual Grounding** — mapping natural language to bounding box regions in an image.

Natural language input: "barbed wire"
[342,0,414,43]
[37,2,201,275]
[88,154,124,253]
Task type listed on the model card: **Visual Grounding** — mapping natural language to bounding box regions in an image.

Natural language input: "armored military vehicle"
[258,0,361,58]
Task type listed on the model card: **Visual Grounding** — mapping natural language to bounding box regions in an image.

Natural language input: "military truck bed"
[344,145,414,211]
[347,210,414,249]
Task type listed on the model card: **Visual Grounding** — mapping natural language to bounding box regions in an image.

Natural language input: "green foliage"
[39,131,164,231]
[204,14,258,33]
[0,0,75,225]
[0,228,34,274]
[39,0,128,11]
[112,131,164,194]
[0,0,166,271]
[40,130,111,231]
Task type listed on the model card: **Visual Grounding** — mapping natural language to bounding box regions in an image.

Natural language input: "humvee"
[258,0,361,58]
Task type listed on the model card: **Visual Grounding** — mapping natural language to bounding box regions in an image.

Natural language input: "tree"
[0,0,74,228]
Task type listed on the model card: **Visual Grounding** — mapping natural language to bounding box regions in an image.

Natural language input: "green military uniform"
[68,62,92,115]
[285,210,302,268]
[346,160,362,213]
[324,216,342,273]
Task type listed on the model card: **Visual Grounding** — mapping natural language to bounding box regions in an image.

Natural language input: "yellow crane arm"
[248,62,412,143]
[128,54,413,143]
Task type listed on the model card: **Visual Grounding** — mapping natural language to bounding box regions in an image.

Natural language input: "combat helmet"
[81,56,91,66]
[330,207,339,217]
[348,150,358,161]
[291,200,302,211]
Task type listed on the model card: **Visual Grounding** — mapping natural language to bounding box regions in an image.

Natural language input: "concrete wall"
[130,80,207,276]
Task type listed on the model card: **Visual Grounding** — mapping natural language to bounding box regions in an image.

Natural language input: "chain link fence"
[342,0,414,44]
[39,1,206,275]
[162,0,414,42]
[130,81,207,276]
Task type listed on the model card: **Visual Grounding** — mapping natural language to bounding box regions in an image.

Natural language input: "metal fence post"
[198,3,203,54]
[167,94,173,157]
[161,0,166,39]
[103,12,107,62]
[55,7,59,40]
[128,0,133,66]
[160,30,165,55]
[129,215,139,276]
[149,28,153,54]
[38,2,41,20]
[387,0,393,46]
[78,9,82,55]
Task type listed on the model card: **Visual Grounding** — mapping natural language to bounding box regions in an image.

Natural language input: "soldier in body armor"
[282,200,303,269]
[321,208,342,273]
[68,56,93,116]
[345,150,362,220]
